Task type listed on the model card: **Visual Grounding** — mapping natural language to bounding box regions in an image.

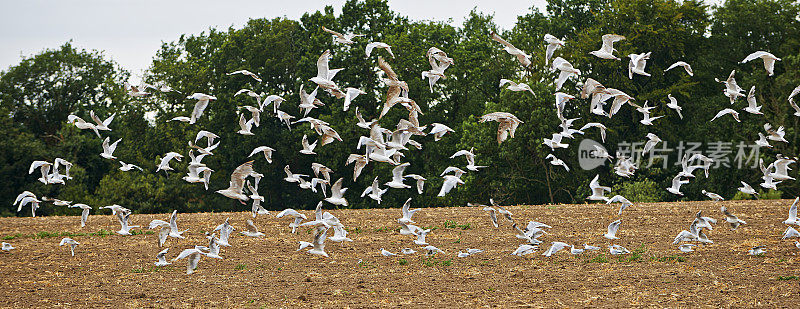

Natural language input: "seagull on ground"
[60,238,79,256]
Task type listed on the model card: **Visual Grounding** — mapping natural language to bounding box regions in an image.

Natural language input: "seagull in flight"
[60,238,79,256]
[490,32,531,67]
[588,175,611,201]
[241,220,265,237]
[227,70,262,82]
[740,51,781,76]
[721,206,747,230]
[604,219,621,240]
[665,61,693,76]
[68,203,93,227]
[154,248,171,266]
[543,34,565,65]
[322,26,363,45]
[545,154,569,171]
[173,246,210,274]
[710,108,741,122]
[783,197,799,225]
[589,34,625,60]
[607,195,633,215]
[100,137,121,159]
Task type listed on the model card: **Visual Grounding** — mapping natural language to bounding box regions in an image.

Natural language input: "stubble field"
[1,199,799,308]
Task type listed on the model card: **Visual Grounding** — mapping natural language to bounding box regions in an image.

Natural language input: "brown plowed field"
[1,199,799,308]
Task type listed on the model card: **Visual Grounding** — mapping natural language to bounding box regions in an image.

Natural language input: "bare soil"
[1,199,799,308]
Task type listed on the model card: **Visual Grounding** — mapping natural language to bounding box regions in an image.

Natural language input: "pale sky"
[0,0,548,76]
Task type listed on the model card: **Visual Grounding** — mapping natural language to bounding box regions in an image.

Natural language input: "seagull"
[552,57,580,91]
[543,242,570,257]
[68,203,93,227]
[589,34,625,60]
[604,219,621,240]
[451,148,486,171]
[755,133,773,148]
[240,219,264,237]
[328,225,352,243]
[543,34,565,65]
[764,123,788,143]
[17,195,41,217]
[721,206,747,230]
[422,49,451,91]
[26,161,53,183]
[248,146,275,163]
[499,79,534,94]
[124,82,151,97]
[60,238,79,256]
[490,32,531,67]
[413,228,432,246]
[740,51,781,76]
[213,219,236,247]
[512,244,538,256]
[545,154,569,171]
[115,211,139,236]
[362,177,387,204]
[1,242,14,251]
[748,246,766,256]
[710,108,740,122]
[385,163,412,189]
[542,133,569,150]
[377,56,409,119]
[342,87,366,111]
[783,197,799,225]
[743,86,763,115]
[366,42,394,58]
[67,115,101,137]
[737,181,759,197]
[422,245,445,256]
[428,123,454,141]
[321,26,363,45]
[276,209,307,233]
[628,52,651,78]
[380,248,396,257]
[216,161,255,203]
[642,133,662,154]
[609,245,630,255]
[665,61,693,76]
[398,198,419,225]
[324,178,348,207]
[346,154,368,181]
[119,161,143,172]
[438,174,464,197]
[405,174,426,194]
[307,227,329,257]
[715,70,745,104]
[89,110,115,132]
[666,94,683,119]
[607,195,633,215]
[300,135,317,155]
[185,93,216,124]
[580,123,607,142]
[702,190,724,201]
[234,89,262,103]
[481,205,499,227]
[666,175,689,196]
[100,137,121,159]
[156,152,183,174]
[154,248,171,266]
[679,244,696,253]
[401,248,416,255]
[173,246,210,274]
[227,69,262,82]
[237,114,256,135]
[588,175,611,201]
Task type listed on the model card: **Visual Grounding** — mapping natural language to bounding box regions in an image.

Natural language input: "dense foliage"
[1,0,799,216]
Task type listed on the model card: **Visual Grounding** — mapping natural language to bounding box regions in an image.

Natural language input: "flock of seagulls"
[6,23,800,273]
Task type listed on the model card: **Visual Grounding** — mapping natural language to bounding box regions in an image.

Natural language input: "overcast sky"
[0,0,549,76]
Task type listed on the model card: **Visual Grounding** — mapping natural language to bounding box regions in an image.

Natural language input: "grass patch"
[130,230,155,236]
[235,264,248,270]
[422,258,452,267]
[651,255,686,263]
[349,227,362,235]
[398,259,408,266]
[443,220,471,230]
[587,255,609,263]
[778,276,799,281]
[452,239,461,244]
[3,233,22,240]
[131,266,173,273]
